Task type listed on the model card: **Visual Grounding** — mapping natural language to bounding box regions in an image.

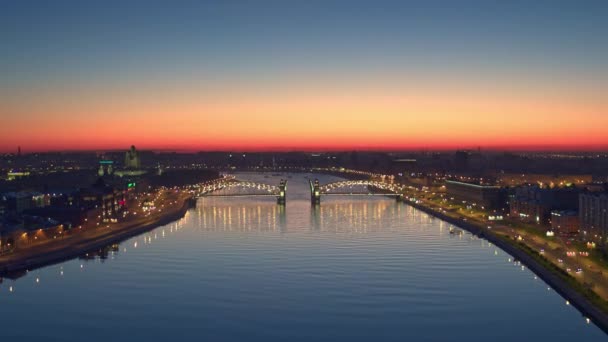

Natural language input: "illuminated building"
[0,192,47,214]
[125,145,141,169]
[78,179,126,222]
[510,186,579,224]
[498,173,591,187]
[445,180,504,209]
[114,145,147,177]
[551,210,579,235]
[98,160,114,176]
[6,171,30,181]
[579,192,608,235]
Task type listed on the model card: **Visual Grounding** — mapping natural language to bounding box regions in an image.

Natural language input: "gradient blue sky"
[1,1,607,151]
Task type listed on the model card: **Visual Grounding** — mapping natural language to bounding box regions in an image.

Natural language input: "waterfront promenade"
[0,190,194,274]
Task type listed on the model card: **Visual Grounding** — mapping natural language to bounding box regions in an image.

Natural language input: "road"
[407,188,608,303]
[0,188,192,271]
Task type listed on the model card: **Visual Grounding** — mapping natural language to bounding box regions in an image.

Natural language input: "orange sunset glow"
[2,81,606,152]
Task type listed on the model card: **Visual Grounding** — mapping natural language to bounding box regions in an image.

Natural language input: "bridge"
[192,176,403,205]
[194,177,287,204]
[309,179,405,204]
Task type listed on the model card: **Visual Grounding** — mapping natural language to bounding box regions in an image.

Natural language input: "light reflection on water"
[0,173,605,341]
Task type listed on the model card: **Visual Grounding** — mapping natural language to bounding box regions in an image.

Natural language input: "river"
[0,173,605,341]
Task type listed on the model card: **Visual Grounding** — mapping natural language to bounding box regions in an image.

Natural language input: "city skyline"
[1,1,607,152]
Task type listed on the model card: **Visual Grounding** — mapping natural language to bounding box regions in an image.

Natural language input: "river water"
[0,173,605,341]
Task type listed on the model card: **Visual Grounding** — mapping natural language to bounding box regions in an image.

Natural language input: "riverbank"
[0,196,196,276]
[407,200,608,334]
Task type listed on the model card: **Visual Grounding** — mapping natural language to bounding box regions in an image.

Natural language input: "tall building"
[510,185,579,224]
[579,192,608,234]
[125,145,141,169]
[114,146,147,178]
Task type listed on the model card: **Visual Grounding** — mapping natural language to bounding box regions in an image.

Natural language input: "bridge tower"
[310,179,321,204]
[277,179,287,204]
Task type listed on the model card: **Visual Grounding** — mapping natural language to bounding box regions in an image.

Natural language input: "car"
[558,258,563,263]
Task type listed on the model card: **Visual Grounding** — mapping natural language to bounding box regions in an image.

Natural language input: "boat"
[449,228,463,235]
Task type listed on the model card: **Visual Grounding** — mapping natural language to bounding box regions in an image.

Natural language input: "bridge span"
[309,179,404,204]
[194,177,287,204]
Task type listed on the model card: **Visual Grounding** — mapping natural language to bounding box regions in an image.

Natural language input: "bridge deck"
[198,194,278,198]
[322,193,400,196]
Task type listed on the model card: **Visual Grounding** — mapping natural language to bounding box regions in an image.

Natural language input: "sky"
[1,0,607,152]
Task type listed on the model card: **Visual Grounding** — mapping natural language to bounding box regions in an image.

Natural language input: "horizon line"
[3,145,608,155]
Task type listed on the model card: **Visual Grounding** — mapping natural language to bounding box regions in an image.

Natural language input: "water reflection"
[196,200,285,232]
[310,200,395,233]
[1,192,487,288]
[79,243,120,261]
[0,213,192,288]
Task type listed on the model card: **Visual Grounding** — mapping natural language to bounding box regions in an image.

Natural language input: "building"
[445,180,505,209]
[125,145,141,169]
[0,192,47,214]
[6,171,30,181]
[579,192,608,235]
[509,185,579,224]
[114,146,147,177]
[78,179,127,222]
[592,174,608,184]
[23,206,87,228]
[550,210,579,235]
[453,151,470,171]
[498,173,591,187]
[98,160,114,177]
